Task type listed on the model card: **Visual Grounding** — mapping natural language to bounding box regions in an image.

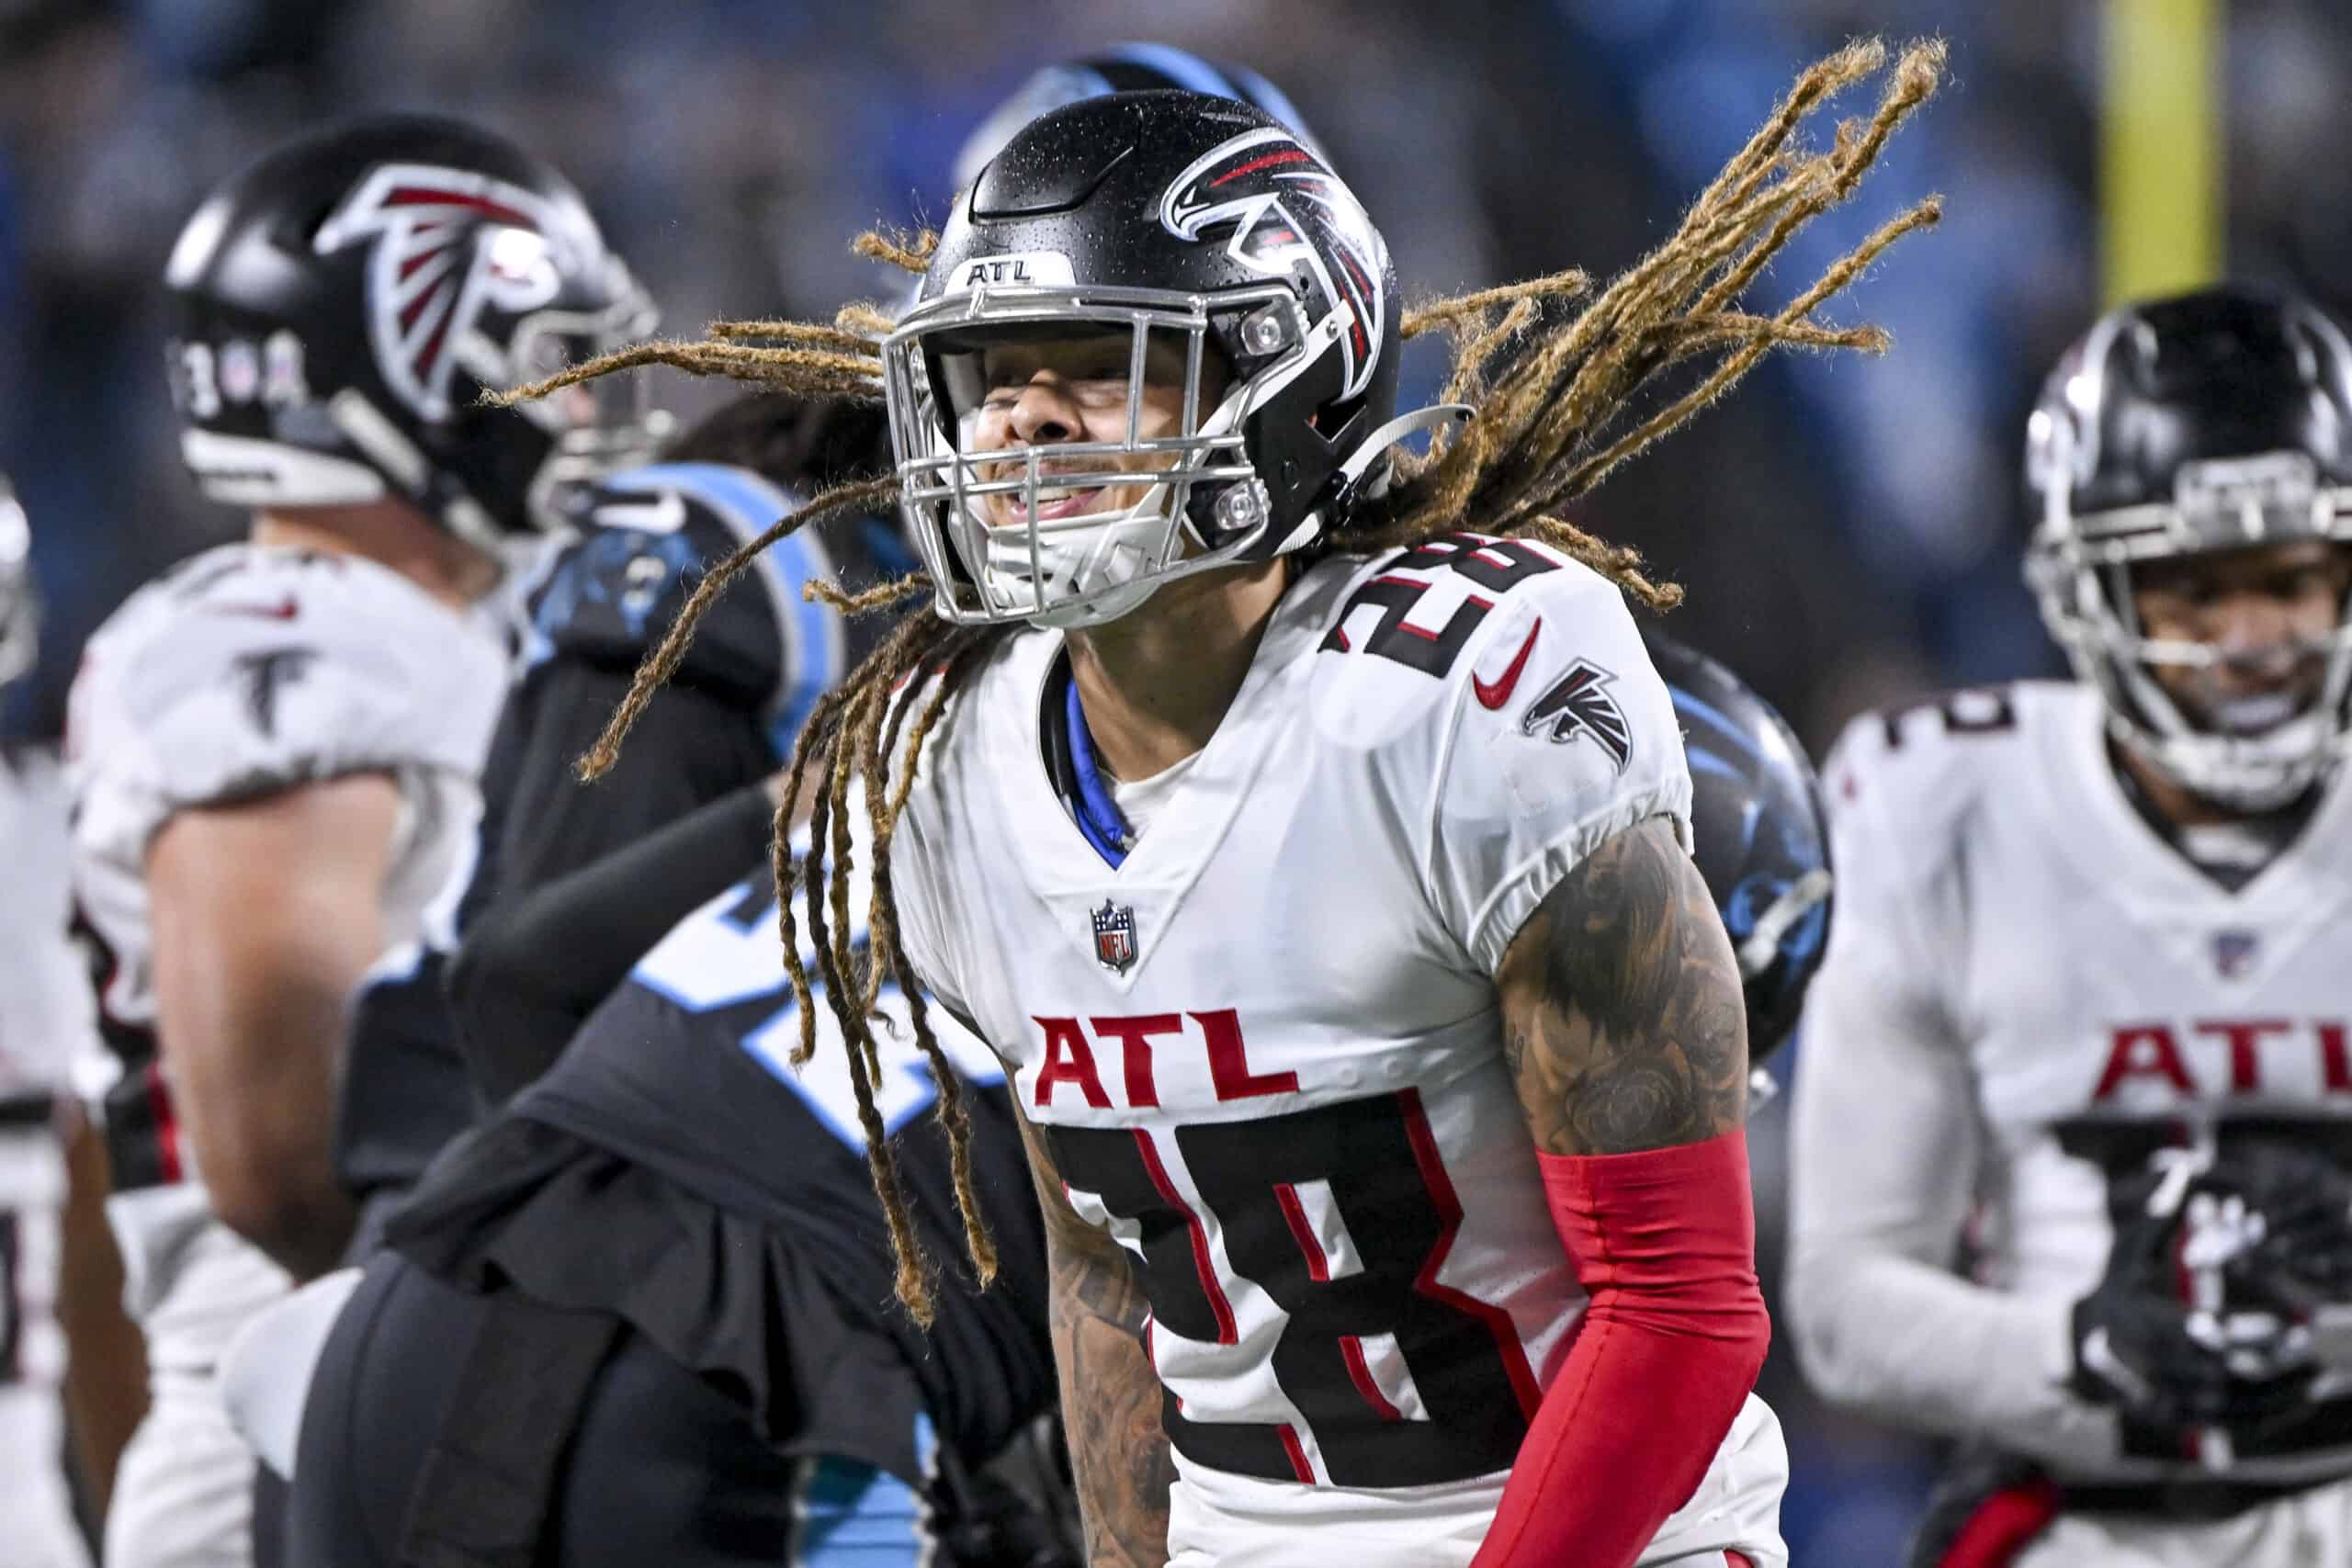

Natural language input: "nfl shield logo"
[2213,929,2259,979]
[1091,899,1138,974]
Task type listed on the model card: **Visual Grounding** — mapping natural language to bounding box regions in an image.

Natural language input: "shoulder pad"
[69,545,505,850]
[1824,679,2062,848]
[525,464,849,739]
[1309,536,1691,971]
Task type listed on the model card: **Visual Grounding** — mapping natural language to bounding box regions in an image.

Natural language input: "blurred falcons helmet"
[886,91,1419,629]
[2025,285,2352,810]
[164,114,662,551]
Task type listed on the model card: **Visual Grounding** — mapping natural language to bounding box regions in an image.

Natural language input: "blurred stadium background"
[6,0,2350,1557]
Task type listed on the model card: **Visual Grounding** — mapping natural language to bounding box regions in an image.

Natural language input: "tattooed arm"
[1471,815,1769,1568]
[1496,814,1748,1155]
[1014,1104,1175,1568]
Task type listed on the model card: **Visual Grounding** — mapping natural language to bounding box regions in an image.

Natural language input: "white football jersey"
[896,536,1776,1559]
[0,746,96,1568]
[65,542,507,1352]
[1789,680,2352,1483]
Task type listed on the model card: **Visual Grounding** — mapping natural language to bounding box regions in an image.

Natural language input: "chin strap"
[1337,401,1472,494]
[1270,402,1474,558]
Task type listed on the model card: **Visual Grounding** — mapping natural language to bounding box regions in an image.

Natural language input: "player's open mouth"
[981,465,1125,525]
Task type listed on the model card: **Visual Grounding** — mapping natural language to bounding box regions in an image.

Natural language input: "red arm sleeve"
[1471,1125,1770,1568]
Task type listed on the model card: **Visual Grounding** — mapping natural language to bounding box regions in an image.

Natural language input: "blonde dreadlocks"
[493,38,1947,1325]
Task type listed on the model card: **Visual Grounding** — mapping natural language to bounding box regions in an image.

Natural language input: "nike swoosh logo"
[592,489,688,535]
[209,598,299,621]
[1473,619,1541,710]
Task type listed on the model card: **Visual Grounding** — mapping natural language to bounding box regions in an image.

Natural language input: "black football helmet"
[884,90,1409,628]
[0,474,34,688]
[1646,635,1833,1074]
[2024,285,2352,808]
[952,42,1328,193]
[163,115,660,551]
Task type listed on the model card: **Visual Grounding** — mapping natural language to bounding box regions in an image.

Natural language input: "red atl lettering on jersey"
[2202,1020,2293,1092]
[1088,1014,1183,1109]
[2092,1025,2194,1100]
[1196,1008,1299,1100]
[2091,1019,2352,1100]
[1033,1018,1112,1109]
[1027,1011,1295,1108]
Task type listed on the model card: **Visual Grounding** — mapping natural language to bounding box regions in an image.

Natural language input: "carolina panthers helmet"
[163,115,660,551]
[0,475,35,688]
[1645,635,1833,1071]
[2024,285,2352,809]
[952,43,1328,194]
[884,90,1406,629]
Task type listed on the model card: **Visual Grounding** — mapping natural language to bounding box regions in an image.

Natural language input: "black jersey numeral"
[1877,687,2018,748]
[1319,536,1560,679]
[1043,1089,1540,1488]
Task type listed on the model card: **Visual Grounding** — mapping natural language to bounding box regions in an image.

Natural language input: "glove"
[2069,1151,2314,1428]
[2205,1138,2352,1314]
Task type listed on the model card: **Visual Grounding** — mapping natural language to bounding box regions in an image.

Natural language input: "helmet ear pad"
[1185,309,1391,548]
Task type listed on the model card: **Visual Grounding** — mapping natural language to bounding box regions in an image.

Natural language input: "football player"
[514,43,1942,1567]
[0,476,99,1568]
[66,116,653,1568]
[279,51,1333,1568]
[1788,284,2352,1567]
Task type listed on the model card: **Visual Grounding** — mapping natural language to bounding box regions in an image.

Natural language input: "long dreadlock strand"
[1401,274,1587,342]
[575,475,897,782]
[1555,197,1940,504]
[707,319,880,355]
[1684,38,1883,222]
[1359,37,1945,584]
[770,683,851,1067]
[491,340,881,411]
[824,680,886,1083]
[1687,42,1945,323]
[856,624,986,1022]
[833,303,899,337]
[805,575,935,617]
[852,226,940,275]
[788,722,938,1324]
[795,739,842,1064]
[860,633,1001,1285]
[1513,517,1684,612]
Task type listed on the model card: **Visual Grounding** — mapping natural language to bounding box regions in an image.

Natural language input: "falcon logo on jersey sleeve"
[1521,658,1632,771]
[313,164,579,421]
[234,646,317,738]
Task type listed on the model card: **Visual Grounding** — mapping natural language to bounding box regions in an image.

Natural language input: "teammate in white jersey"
[0,476,97,1568]
[515,44,1943,1568]
[1788,284,2352,1568]
[67,117,654,1568]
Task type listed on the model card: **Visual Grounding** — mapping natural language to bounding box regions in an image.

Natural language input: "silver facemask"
[2026,443,2352,810]
[881,276,1340,629]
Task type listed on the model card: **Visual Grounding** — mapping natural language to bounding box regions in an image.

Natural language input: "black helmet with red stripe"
[162,114,658,549]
